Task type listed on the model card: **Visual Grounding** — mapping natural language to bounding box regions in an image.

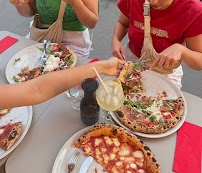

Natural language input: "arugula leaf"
[124,71,132,77]
[36,46,44,52]
[122,86,128,94]
[66,60,73,66]
[134,63,141,69]
[13,76,19,83]
[163,100,175,109]
[149,115,156,122]
[13,58,21,69]
[158,118,164,126]
[30,71,35,75]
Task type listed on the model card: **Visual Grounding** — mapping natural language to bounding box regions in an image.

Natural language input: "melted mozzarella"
[43,55,60,72]
[0,129,4,135]
[95,138,102,146]
[146,100,163,121]
[112,138,120,146]
[133,150,144,158]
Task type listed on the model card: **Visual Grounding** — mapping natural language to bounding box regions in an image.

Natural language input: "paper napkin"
[173,121,202,173]
[0,36,18,54]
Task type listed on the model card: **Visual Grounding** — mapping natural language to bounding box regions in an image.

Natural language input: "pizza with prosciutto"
[13,43,77,83]
[74,124,161,173]
[0,122,22,150]
[115,61,184,134]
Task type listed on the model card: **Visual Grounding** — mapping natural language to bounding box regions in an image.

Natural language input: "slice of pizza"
[119,61,144,94]
[0,122,22,150]
[49,43,77,70]
[74,124,161,173]
[115,97,184,134]
[13,43,77,83]
[13,66,43,83]
[0,109,11,118]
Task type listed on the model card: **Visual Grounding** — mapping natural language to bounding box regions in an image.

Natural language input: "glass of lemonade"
[96,76,125,111]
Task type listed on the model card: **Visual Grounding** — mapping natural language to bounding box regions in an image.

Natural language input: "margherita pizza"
[115,61,184,134]
[13,43,77,83]
[74,124,161,173]
[0,122,22,150]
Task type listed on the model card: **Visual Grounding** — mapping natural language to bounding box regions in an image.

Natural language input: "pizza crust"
[115,97,184,134]
[118,61,134,83]
[74,124,161,173]
[67,47,77,68]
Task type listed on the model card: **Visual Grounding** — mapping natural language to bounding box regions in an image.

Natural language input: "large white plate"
[111,71,187,138]
[6,43,81,84]
[6,44,44,84]
[0,106,32,159]
[52,126,106,173]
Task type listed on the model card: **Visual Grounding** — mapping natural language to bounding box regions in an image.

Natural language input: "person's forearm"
[0,61,104,109]
[180,45,202,70]
[112,22,128,42]
[71,0,98,29]
[14,3,35,17]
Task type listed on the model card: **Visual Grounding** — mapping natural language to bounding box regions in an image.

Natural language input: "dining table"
[0,31,202,173]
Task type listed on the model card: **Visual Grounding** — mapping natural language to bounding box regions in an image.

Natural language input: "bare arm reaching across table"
[0,57,125,109]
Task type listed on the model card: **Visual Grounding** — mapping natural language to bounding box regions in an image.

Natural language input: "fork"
[34,40,51,68]
[41,40,51,67]
[68,149,80,173]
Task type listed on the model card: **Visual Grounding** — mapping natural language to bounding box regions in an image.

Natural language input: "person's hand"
[150,44,184,71]
[10,0,29,6]
[101,57,125,76]
[111,39,126,60]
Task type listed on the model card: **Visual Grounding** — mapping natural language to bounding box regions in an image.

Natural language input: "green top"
[36,0,87,31]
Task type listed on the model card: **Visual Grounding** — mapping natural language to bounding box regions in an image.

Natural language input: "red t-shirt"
[118,0,202,58]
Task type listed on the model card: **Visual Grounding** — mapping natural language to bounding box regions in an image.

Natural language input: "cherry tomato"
[53,45,59,52]
[61,54,67,59]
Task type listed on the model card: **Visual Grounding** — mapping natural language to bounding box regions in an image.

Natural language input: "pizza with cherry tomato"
[115,61,184,134]
[13,43,77,83]
[74,124,161,173]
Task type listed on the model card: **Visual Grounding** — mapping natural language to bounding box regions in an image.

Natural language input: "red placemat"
[173,121,202,173]
[0,36,18,54]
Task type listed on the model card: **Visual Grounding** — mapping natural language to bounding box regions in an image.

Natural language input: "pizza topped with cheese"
[74,124,160,173]
[115,61,184,134]
[13,43,77,83]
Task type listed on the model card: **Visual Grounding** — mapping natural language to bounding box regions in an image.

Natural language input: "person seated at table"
[0,57,125,110]
[111,0,202,88]
[10,0,99,61]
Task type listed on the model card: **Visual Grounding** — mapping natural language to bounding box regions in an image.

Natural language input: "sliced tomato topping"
[53,45,59,52]
[61,54,67,59]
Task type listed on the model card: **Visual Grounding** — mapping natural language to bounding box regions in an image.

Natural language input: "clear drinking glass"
[96,76,125,111]
[67,86,84,111]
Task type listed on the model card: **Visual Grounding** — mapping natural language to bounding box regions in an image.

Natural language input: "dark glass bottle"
[80,78,100,125]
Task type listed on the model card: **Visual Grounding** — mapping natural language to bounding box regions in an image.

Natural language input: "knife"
[78,156,94,173]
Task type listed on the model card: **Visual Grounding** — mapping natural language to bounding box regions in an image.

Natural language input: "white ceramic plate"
[0,106,33,159]
[52,126,106,173]
[111,71,187,138]
[6,43,81,84]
